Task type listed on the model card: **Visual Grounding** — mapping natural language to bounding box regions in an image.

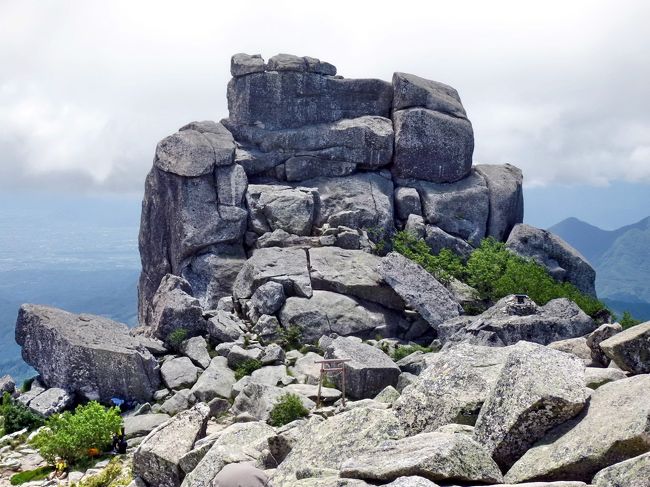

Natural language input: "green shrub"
[10,466,54,485]
[1,392,44,434]
[31,401,122,464]
[20,378,35,393]
[268,393,309,427]
[279,325,303,351]
[619,311,642,330]
[392,233,607,318]
[234,359,263,381]
[391,344,432,362]
[70,458,131,487]
[166,328,188,350]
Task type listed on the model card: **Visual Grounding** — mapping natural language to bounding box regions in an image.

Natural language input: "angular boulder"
[585,323,622,367]
[309,247,403,310]
[206,310,246,344]
[341,432,502,484]
[584,367,627,389]
[27,387,74,417]
[16,304,160,402]
[160,357,200,390]
[324,336,400,399]
[475,164,524,241]
[598,321,650,374]
[231,382,314,421]
[246,184,316,236]
[506,224,597,296]
[272,408,404,484]
[123,413,171,440]
[0,375,15,394]
[505,374,650,483]
[133,402,210,487]
[447,295,597,347]
[592,451,650,487]
[279,291,409,343]
[179,336,211,369]
[189,356,236,403]
[394,344,514,435]
[473,342,589,469]
[378,252,461,328]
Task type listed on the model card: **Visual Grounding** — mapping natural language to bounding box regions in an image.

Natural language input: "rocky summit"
[3,52,648,487]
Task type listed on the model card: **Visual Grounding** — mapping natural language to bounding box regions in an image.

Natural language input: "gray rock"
[231,382,314,422]
[233,247,312,300]
[227,68,391,130]
[161,357,200,390]
[340,432,502,484]
[423,225,475,259]
[279,291,408,343]
[225,116,393,176]
[584,367,627,389]
[249,365,294,387]
[123,413,171,440]
[181,421,276,487]
[473,342,589,469]
[215,163,247,206]
[207,310,246,344]
[285,384,342,403]
[254,229,321,249]
[180,336,211,369]
[260,343,285,365]
[392,72,467,117]
[396,372,418,392]
[133,402,210,487]
[448,295,597,347]
[506,375,650,483]
[246,184,316,236]
[392,108,473,184]
[404,170,489,246]
[374,385,400,404]
[592,451,650,487]
[383,478,440,487]
[266,53,335,75]
[272,408,404,484]
[154,130,220,177]
[394,187,422,220]
[585,323,622,367]
[506,224,597,296]
[378,252,461,328]
[15,378,46,406]
[227,345,264,369]
[178,441,212,475]
[253,314,282,342]
[189,356,236,402]
[548,337,595,366]
[147,274,207,342]
[248,281,286,322]
[309,247,403,310]
[285,157,357,182]
[177,121,236,168]
[394,344,515,435]
[231,53,265,77]
[28,387,74,417]
[0,375,15,394]
[301,173,394,234]
[475,164,524,241]
[16,304,160,403]
[599,321,650,374]
[159,389,192,416]
[289,352,324,385]
[181,244,247,310]
[325,336,400,399]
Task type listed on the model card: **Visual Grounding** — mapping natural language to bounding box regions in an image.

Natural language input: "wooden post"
[314,358,351,408]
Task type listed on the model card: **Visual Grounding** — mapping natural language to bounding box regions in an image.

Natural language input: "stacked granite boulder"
[137,53,541,347]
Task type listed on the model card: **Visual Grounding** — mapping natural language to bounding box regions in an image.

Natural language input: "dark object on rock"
[16,304,160,403]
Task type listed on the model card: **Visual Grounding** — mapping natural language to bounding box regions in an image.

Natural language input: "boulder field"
[5,53,649,487]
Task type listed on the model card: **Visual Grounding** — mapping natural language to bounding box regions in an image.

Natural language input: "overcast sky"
[1,0,649,223]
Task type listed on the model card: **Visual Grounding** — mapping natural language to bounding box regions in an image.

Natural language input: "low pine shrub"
[234,359,263,381]
[619,311,642,330]
[70,458,131,487]
[166,328,188,350]
[268,393,309,427]
[279,325,303,351]
[10,466,54,485]
[1,392,44,434]
[31,401,122,464]
[391,344,433,362]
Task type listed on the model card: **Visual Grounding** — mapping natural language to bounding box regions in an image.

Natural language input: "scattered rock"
[161,357,200,390]
[180,336,211,369]
[123,413,171,440]
[0,375,15,394]
[16,304,160,402]
[591,451,650,487]
[585,323,622,367]
[160,389,192,416]
[227,345,264,369]
[394,186,422,220]
[475,164,524,241]
[207,310,246,344]
[598,321,650,374]
[548,337,595,366]
[246,184,316,236]
[584,367,627,389]
[325,336,400,399]
[27,387,74,417]
[506,375,650,483]
[189,356,236,402]
[231,382,314,422]
[340,432,502,484]
[248,281,286,322]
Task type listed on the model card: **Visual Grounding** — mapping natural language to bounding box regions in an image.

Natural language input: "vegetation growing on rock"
[1,392,44,434]
[234,359,263,381]
[268,393,309,427]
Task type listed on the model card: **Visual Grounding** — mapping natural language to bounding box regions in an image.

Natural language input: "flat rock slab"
[506,374,650,483]
[340,432,502,484]
[599,321,650,374]
[123,413,171,439]
[15,304,160,403]
[27,387,74,417]
[473,342,589,469]
[133,403,210,487]
[378,252,461,328]
[394,344,514,435]
[325,336,400,399]
[309,247,404,310]
[272,408,404,484]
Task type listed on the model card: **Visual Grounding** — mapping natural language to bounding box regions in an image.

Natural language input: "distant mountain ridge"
[549,216,650,319]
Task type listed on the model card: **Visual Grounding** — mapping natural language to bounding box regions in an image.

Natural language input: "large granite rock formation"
[15,304,160,402]
[506,224,596,296]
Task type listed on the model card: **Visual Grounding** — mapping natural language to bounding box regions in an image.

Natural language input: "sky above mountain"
[1,1,649,227]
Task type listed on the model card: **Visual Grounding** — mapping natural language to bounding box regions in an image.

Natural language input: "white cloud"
[0,0,649,192]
